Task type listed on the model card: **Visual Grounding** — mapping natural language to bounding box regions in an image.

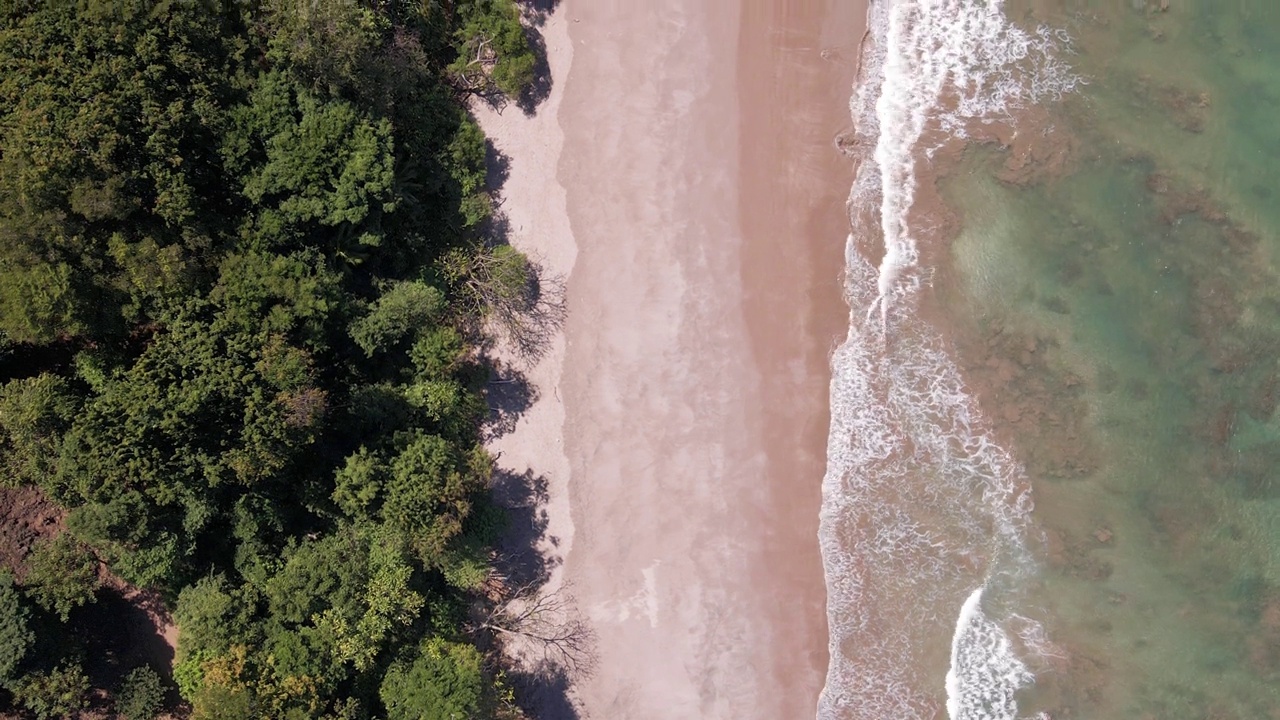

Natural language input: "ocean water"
[819,1,1280,718]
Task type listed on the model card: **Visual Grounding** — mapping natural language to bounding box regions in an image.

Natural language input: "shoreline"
[476,1,863,717]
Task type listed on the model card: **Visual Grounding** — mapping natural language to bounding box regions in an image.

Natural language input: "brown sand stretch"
[474,1,865,717]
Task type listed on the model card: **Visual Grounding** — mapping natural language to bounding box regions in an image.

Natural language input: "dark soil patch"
[0,486,64,579]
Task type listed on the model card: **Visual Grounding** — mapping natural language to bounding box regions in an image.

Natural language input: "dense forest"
[0,1,546,717]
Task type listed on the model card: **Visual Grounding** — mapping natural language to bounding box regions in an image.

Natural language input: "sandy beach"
[475,1,863,717]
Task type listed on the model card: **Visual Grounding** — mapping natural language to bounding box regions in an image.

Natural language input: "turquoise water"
[818,1,1280,718]
[941,1,1280,717]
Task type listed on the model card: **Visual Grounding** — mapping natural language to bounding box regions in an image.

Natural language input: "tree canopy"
[0,1,538,717]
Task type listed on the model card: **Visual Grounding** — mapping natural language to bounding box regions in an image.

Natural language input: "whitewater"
[817,1,1081,718]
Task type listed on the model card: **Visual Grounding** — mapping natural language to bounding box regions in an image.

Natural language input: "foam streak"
[816,1,1080,718]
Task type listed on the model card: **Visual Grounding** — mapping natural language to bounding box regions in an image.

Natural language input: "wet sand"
[476,1,863,717]
[737,0,864,713]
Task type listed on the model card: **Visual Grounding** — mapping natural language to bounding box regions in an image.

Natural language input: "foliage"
[116,665,166,720]
[0,0,537,715]
[259,0,390,96]
[0,374,78,491]
[349,280,446,356]
[226,70,398,238]
[10,663,90,720]
[187,645,256,720]
[0,572,32,685]
[379,638,486,720]
[310,533,426,672]
[449,0,537,97]
[22,534,101,621]
[448,118,494,227]
[174,577,251,663]
[0,2,236,340]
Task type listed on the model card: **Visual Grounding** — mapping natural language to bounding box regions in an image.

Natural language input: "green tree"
[0,2,237,339]
[187,646,256,720]
[0,571,33,685]
[449,0,536,97]
[58,303,329,588]
[266,528,424,675]
[23,533,101,621]
[211,250,344,351]
[65,491,181,591]
[0,373,78,492]
[330,434,491,559]
[191,682,255,720]
[259,0,390,95]
[224,70,397,251]
[0,1,535,713]
[117,665,166,720]
[446,118,493,226]
[379,638,486,720]
[349,280,446,357]
[332,448,388,520]
[264,534,366,628]
[175,576,254,664]
[385,432,487,557]
[409,326,465,379]
[0,262,83,343]
[10,662,90,720]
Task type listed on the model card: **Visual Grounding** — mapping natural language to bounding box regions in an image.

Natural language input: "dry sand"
[474,1,864,717]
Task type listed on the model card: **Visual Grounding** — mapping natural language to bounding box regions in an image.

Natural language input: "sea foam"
[946,587,1033,720]
[817,1,1079,719]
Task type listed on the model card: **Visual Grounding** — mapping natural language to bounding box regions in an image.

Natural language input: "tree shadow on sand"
[479,384,592,720]
[504,667,580,720]
[473,186,568,365]
[473,30,585,712]
[479,468,592,720]
[485,139,512,194]
[517,0,561,28]
[488,468,557,587]
[515,17,553,116]
[78,586,183,714]
[482,364,537,443]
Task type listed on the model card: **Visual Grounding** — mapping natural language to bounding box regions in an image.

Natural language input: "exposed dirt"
[0,487,63,580]
[0,487,181,719]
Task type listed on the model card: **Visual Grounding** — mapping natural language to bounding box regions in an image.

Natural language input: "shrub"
[450,0,536,97]
[379,639,485,720]
[117,666,166,720]
[23,533,101,621]
[0,571,33,683]
[11,663,90,720]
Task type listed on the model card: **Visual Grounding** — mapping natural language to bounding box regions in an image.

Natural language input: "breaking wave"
[946,587,1033,720]
[817,1,1080,719]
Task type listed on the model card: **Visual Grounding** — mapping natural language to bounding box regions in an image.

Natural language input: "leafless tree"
[448,245,567,363]
[476,579,596,679]
[488,257,566,363]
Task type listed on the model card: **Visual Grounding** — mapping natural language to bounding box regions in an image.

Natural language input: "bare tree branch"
[474,578,597,679]
[460,246,566,363]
